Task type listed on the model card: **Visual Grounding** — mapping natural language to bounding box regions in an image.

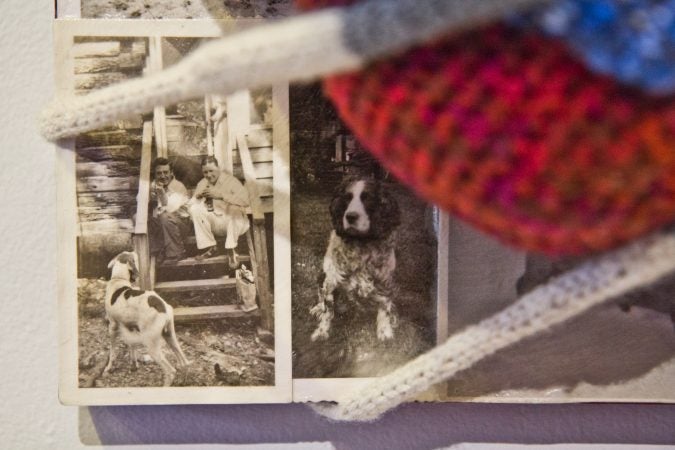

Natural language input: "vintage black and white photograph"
[75,0,295,19]
[289,83,449,400]
[56,20,291,405]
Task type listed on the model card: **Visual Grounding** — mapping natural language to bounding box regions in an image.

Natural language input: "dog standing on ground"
[103,251,189,386]
[310,178,401,341]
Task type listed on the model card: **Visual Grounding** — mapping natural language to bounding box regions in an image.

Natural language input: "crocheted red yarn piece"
[297,1,675,255]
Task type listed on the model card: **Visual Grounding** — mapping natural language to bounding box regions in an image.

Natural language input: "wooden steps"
[159,254,250,268]
[154,276,236,293]
[173,305,259,322]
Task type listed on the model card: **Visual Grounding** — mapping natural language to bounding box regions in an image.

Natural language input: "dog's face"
[330,179,401,240]
[107,251,140,282]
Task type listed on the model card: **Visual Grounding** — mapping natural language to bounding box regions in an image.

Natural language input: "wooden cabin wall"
[233,128,275,213]
[73,37,149,278]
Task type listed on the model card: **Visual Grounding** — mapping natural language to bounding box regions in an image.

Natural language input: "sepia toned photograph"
[78,0,295,19]
[55,20,291,405]
[289,84,449,401]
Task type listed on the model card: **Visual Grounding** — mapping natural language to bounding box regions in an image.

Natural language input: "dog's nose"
[345,212,359,224]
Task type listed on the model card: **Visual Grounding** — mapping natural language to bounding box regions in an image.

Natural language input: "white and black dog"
[103,251,189,386]
[310,178,401,341]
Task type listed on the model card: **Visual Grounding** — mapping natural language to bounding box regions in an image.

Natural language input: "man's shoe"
[227,249,239,269]
[195,246,217,260]
[240,304,258,313]
[163,253,185,265]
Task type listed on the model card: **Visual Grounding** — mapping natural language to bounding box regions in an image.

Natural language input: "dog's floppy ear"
[330,178,354,236]
[125,252,140,277]
[116,251,140,277]
[372,187,401,238]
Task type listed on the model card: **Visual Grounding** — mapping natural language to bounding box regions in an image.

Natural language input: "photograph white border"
[292,211,451,403]
[56,19,292,405]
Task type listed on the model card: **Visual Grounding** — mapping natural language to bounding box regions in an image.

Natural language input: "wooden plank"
[232,161,273,180]
[237,133,264,220]
[260,197,273,214]
[254,179,274,198]
[78,205,128,222]
[74,54,145,74]
[78,190,136,225]
[232,147,273,164]
[160,254,250,268]
[131,40,147,59]
[77,190,136,208]
[211,95,229,172]
[76,145,139,162]
[154,106,168,157]
[80,219,134,234]
[173,305,259,322]
[149,36,168,157]
[77,161,140,178]
[133,234,151,291]
[252,220,273,331]
[115,116,144,130]
[75,72,127,91]
[165,123,183,141]
[150,255,156,290]
[204,96,214,156]
[253,162,273,179]
[246,128,273,148]
[77,176,138,193]
[72,41,121,58]
[226,92,250,175]
[154,276,236,293]
[134,122,153,235]
[77,175,138,193]
[77,232,132,259]
[245,227,260,313]
[76,130,142,148]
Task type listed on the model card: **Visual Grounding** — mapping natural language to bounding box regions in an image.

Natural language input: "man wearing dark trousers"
[148,157,190,264]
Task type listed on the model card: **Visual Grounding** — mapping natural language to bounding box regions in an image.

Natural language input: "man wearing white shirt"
[188,156,250,266]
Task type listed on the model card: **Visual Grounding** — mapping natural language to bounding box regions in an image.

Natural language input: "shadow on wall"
[447,303,675,398]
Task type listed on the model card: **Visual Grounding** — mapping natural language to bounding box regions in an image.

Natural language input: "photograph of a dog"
[291,84,441,378]
[71,33,279,389]
[103,251,189,386]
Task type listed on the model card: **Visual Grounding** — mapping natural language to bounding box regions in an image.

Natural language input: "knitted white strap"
[39,0,547,141]
[314,230,675,421]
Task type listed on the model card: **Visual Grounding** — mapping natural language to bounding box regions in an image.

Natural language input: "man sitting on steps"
[189,155,250,267]
[148,157,190,265]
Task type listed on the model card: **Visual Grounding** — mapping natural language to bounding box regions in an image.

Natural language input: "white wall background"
[0,0,674,449]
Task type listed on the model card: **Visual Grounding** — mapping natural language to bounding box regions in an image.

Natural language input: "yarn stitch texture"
[524,0,675,94]
[299,0,675,255]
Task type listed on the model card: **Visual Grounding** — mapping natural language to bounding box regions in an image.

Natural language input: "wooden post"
[237,133,273,331]
[252,219,273,330]
[204,95,214,156]
[225,91,250,175]
[133,121,154,289]
[148,36,168,157]
[133,234,151,290]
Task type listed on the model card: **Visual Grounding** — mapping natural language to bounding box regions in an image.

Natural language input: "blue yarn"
[519,0,675,95]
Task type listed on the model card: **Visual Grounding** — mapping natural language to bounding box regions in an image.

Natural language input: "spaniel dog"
[310,178,401,341]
